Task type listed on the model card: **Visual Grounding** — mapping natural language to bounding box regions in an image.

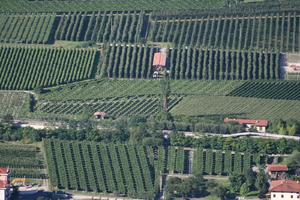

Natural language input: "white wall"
[0,189,6,200]
[271,192,300,200]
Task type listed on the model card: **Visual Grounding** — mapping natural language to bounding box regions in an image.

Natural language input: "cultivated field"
[171,96,300,120]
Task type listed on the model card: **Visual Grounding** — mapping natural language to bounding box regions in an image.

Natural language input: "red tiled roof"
[153,52,167,66]
[269,180,300,193]
[267,164,288,172]
[224,118,269,127]
[93,112,107,116]
[0,168,9,174]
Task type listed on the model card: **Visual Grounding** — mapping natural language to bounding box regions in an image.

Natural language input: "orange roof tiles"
[267,164,288,172]
[224,118,269,127]
[269,180,300,193]
[153,52,167,66]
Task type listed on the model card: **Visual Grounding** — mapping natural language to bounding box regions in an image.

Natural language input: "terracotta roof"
[267,164,288,172]
[93,112,107,116]
[269,180,300,193]
[0,168,9,174]
[153,52,167,66]
[224,118,269,127]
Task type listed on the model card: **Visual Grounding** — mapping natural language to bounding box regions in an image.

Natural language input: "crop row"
[101,45,281,80]
[0,46,98,89]
[44,139,155,195]
[0,13,55,44]
[36,95,183,116]
[227,81,300,100]
[171,96,300,120]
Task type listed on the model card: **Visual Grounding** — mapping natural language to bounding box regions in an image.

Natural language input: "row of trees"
[268,119,300,136]
[0,46,97,89]
[170,132,300,154]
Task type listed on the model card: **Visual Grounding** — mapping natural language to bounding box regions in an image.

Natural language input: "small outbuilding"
[266,164,288,180]
[224,118,269,133]
[93,112,107,120]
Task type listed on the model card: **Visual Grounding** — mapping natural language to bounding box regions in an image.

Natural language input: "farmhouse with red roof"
[153,52,167,67]
[0,168,11,200]
[224,118,269,133]
[267,164,288,180]
[269,180,300,200]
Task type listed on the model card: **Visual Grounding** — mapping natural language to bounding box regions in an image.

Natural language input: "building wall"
[271,192,300,200]
[0,189,6,200]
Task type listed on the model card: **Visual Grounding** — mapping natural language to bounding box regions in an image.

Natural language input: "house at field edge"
[153,52,167,68]
[93,112,107,120]
[266,164,289,180]
[0,168,11,200]
[269,180,300,200]
[224,118,269,133]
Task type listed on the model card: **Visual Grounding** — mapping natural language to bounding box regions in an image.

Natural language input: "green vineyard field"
[101,45,281,80]
[40,79,243,100]
[55,11,147,43]
[44,139,271,196]
[151,12,300,52]
[171,96,300,120]
[0,91,31,118]
[227,81,300,100]
[0,45,98,89]
[0,142,46,179]
[44,139,157,196]
[0,0,226,13]
[36,95,182,116]
[0,13,56,44]
[1,11,300,54]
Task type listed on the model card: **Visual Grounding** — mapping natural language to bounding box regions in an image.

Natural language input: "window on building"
[292,195,294,198]
[297,195,299,199]
[273,194,276,198]
[282,195,284,198]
